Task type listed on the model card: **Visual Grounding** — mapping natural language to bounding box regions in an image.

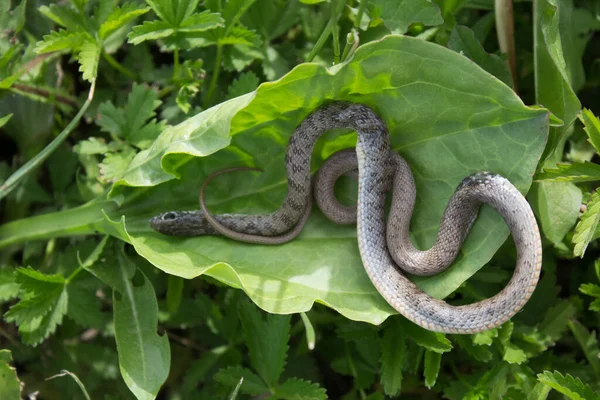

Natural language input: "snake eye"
[163,212,177,220]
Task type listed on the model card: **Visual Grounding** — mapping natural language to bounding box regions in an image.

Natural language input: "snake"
[150,102,542,334]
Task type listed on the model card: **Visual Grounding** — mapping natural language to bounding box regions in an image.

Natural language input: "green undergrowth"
[0,0,599,399]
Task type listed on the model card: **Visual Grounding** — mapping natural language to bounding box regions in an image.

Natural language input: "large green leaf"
[107,35,548,325]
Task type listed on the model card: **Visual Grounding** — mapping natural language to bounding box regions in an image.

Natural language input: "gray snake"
[151,102,542,333]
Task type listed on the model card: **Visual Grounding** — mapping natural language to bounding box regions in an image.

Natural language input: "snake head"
[150,210,216,236]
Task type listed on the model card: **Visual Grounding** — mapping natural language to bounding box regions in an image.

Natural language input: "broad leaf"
[372,0,443,34]
[447,25,512,87]
[0,350,21,400]
[529,182,581,245]
[102,35,545,324]
[238,299,290,386]
[534,0,581,163]
[113,248,170,400]
[379,318,406,396]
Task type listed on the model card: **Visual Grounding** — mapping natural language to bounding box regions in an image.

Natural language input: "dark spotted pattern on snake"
[151,102,542,333]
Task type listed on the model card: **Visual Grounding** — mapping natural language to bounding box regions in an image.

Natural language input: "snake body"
[151,102,542,333]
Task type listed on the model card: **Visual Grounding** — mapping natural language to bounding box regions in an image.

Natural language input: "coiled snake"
[151,102,542,334]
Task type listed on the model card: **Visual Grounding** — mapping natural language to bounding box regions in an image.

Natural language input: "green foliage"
[0,350,22,400]
[537,370,600,400]
[0,0,599,399]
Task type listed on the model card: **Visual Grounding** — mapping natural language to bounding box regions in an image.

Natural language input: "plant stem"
[204,43,223,108]
[341,29,359,62]
[354,0,367,29]
[306,20,334,62]
[307,0,346,63]
[11,83,78,107]
[173,48,180,81]
[495,0,518,92]
[331,0,342,64]
[0,80,96,201]
[102,50,137,81]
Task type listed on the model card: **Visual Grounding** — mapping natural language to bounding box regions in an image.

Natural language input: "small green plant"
[1,0,599,399]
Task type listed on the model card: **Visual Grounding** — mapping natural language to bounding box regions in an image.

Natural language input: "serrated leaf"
[447,25,512,87]
[275,377,327,400]
[178,11,224,32]
[580,109,600,154]
[379,318,405,396]
[452,335,493,362]
[403,319,452,353]
[214,366,267,396]
[66,285,105,329]
[591,299,600,312]
[473,328,498,346]
[424,350,441,388]
[96,84,164,149]
[238,299,290,386]
[94,0,119,25]
[77,38,101,82]
[372,0,443,34]
[73,137,111,155]
[0,269,20,302]
[537,371,600,400]
[464,363,510,399]
[535,162,600,183]
[227,71,259,100]
[39,3,86,31]
[220,26,260,46]
[113,248,170,400]
[0,350,22,400]
[5,280,68,346]
[580,283,600,298]
[35,29,88,54]
[99,3,150,39]
[145,0,200,26]
[499,321,527,364]
[539,300,577,342]
[503,343,527,364]
[529,382,552,400]
[222,0,256,27]
[567,320,600,380]
[127,20,174,44]
[99,146,137,183]
[573,188,600,257]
